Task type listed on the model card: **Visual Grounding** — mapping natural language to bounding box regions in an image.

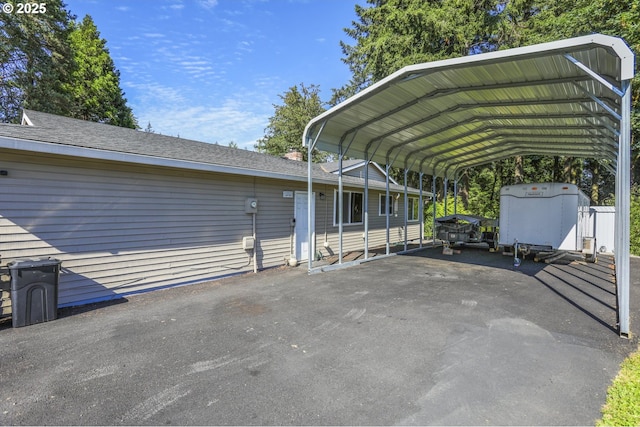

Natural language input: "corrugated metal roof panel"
[305,34,633,179]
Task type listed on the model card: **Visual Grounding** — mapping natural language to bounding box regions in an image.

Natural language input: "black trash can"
[8,258,62,328]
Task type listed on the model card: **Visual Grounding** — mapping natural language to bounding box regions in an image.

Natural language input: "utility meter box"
[245,198,258,214]
[242,236,255,250]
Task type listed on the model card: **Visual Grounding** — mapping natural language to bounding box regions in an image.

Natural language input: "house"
[320,159,398,185]
[0,110,425,312]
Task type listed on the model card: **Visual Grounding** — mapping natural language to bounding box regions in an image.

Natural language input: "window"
[379,194,393,216]
[408,197,419,221]
[334,190,363,225]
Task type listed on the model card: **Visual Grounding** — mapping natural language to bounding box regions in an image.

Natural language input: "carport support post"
[443,178,448,217]
[338,141,344,265]
[364,156,370,260]
[404,168,409,251]
[419,172,424,248]
[453,176,458,215]
[307,136,315,272]
[432,177,437,246]
[616,79,631,337]
[385,160,391,255]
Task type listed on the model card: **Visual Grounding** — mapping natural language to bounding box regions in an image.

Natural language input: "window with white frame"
[379,194,393,216]
[408,197,419,221]
[334,190,363,225]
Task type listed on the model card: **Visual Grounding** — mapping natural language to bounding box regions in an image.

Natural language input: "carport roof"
[303,34,634,179]
[302,34,634,337]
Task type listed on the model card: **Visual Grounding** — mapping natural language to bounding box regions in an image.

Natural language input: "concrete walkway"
[1,247,638,425]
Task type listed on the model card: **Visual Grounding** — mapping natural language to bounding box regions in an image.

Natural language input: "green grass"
[597,345,640,426]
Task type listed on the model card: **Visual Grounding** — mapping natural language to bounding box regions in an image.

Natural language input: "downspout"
[252,177,258,273]
[252,212,257,273]
[305,120,326,273]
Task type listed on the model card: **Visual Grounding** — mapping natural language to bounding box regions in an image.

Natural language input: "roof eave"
[0,136,422,193]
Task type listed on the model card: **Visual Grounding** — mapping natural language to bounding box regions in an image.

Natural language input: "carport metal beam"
[617,80,631,337]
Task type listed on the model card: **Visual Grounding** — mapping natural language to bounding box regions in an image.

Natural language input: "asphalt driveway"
[1,247,638,425]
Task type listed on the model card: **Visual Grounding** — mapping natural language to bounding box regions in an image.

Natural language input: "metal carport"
[303,34,634,337]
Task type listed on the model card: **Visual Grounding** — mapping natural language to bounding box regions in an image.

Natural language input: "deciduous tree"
[256,83,328,162]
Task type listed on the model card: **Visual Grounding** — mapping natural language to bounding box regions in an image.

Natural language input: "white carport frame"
[304,34,634,337]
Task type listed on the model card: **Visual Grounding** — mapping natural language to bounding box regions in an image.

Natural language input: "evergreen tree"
[0,0,75,122]
[336,0,639,205]
[332,0,498,105]
[66,15,137,128]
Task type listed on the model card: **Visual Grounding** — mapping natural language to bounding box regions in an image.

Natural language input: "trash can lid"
[7,257,62,269]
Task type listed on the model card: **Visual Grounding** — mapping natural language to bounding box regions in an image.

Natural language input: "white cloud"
[141,103,268,150]
[197,0,219,9]
[236,40,253,54]
[127,82,188,106]
[127,81,271,150]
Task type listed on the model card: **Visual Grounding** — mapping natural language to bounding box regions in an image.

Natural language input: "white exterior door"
[294,192,314,261]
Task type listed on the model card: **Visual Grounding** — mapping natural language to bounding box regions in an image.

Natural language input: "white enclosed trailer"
[499,183,591,252]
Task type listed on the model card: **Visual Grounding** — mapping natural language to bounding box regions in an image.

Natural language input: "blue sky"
[64,0,363,149]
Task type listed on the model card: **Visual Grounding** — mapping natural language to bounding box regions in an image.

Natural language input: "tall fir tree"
[336,0,640,206]
[0,0,75,122]
[66,15,137,128]
[332,0,499,105]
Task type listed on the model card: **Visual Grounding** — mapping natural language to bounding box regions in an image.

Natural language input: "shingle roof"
[320,159,365,173]
[320,159,399,185]
[0,110,420,193]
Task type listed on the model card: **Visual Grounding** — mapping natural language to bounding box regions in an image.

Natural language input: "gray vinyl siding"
[314,186,421,259]
[253,179,302,268]
[1,151,277,307]
[343,165,387,182]
[0,151,421,312]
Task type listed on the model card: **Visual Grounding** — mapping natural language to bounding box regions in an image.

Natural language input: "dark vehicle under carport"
[435,214,499,250]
